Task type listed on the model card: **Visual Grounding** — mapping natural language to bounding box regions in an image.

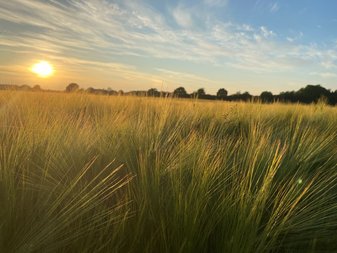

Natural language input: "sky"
[0,0,337,95]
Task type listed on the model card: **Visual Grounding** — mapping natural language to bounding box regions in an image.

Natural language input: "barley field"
[0,91,337,253]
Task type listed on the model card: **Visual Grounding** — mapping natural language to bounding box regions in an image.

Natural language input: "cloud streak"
[0,0,336,92]
[270,2,280,13]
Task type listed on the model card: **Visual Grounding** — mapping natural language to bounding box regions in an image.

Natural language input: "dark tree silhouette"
[217,88,228,100]
[86,87,95,93]
[241,92,252,101]
[331,90,337,105]
[260,91,273,103]
[6,81,328,104]
[147,88,160,97]
[191,91,198,99]
[65,83,79,92]
[229,91,252,102]
[86,87,117,95]
[297,85,330,103]
[278,91,297,103]
[173,87,188,98]
[197,88,206,97]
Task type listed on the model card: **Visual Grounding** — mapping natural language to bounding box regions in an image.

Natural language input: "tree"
[65,83,79,92]
[296,84,330,103]
[86,87,95,93]
[108,89,117,96]
[230,91,252,101]
[191,91,198,99]
[217,88,228,99]
[32,85,41,91]
[147,88,160,97]
[173,87,188,98]
[242,92,252,101]
[278,91,297,103]
[331,90,337,105]
[260,91,274,103]
[197,88,206,97]
[20,85,31,91]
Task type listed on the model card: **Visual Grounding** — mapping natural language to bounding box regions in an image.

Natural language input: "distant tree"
[108,89,117,96]
[229,91,252,102]
[191,91,198,99]
[20,84,31,91]
[331,90,337,105]
[65,83,79,92]
[173,87,188,98]
[296,84,330,104]
[242,92,252,101]
[160,91,170,97]
[197,88,206,97]
[278,91,297,103]
[260,91,274,103]
[216,88,228,100]
[32,85,41,91]
[191,88,206,99]
[86,87,95,93]
[147,88,160,97]
[118,90,124,96]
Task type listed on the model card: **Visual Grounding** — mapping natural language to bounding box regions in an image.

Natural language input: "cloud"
[260,26,276,38]
[254,1,280,14]
[203,0,228,7]
[321,60,336,69]
[0,0,336,91]
[287,32,303,43]
[270,2,280,13]
[310,72,337,78]
[155,68,220,92]
[172,4,193,28]
[286,37,294,42]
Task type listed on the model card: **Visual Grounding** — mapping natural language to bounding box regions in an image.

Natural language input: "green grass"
[0,91,336,252]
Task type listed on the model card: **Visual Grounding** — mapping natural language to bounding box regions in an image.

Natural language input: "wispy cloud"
[260,26,276,38]
[0,0,336,92]
[172,4,194,28]
[203,0,229,7]
[310,72,337,78]
[286,32,303,43]
[155,68,221,92]
[270,2,280,13]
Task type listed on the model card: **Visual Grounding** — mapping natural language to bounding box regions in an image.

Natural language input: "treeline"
[0,84,42,91]
[148,85,337,105]
[1,83,336,105]
[67,83,337,105]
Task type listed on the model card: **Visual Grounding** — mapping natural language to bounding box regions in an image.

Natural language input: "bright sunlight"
[31,61,54,78]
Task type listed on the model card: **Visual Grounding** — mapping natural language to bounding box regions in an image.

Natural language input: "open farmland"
[0,91,337,252]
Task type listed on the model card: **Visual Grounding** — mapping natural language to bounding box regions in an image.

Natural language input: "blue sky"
[0,0,336,94]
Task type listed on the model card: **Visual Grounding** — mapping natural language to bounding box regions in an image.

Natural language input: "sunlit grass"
[0,91,336,252]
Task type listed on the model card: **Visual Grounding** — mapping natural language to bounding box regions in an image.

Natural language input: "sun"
[31,61,54,78]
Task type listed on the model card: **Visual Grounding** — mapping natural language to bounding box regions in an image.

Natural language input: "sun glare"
[31,61,54,78]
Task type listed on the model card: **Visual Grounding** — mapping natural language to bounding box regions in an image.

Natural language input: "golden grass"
[0,91,336,252]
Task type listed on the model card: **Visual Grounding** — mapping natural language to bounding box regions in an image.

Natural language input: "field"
[0,91,337,253]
